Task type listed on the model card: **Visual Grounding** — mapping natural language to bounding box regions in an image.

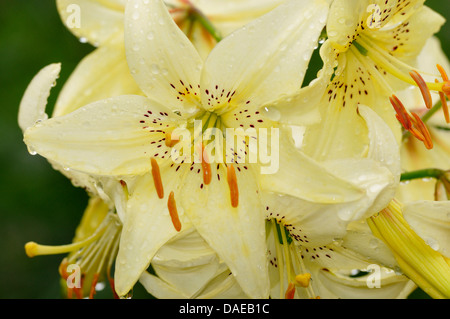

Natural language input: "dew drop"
[132,12,140,20]
[27,146,37,156]
[151,64,160,74]
[263,106,281,121]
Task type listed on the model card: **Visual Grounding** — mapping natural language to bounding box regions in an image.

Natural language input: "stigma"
[25,211,122,299]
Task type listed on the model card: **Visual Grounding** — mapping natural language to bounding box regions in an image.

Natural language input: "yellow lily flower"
[301,0,447,162]
[21,0,334,298]
[53,0,287,116]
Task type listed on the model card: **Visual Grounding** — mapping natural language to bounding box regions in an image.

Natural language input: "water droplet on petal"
[151,64,160,75]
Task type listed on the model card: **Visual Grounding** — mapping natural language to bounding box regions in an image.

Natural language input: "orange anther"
[165,132,180,147]
[390,95,411,130]
[227,164,239,208]
[437,64,449,82]
[168,191,182,232]
[151,158,164,199]
[436,65,450,99]
[390,95,434,149]
[410,70,432,109]
[436,79,450,123]
[410,112,433,149]
[285,283,296,299]
[89,273,100,299]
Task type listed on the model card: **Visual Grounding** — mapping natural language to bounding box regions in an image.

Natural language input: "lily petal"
[180,163,269,298]
[115,165,192,297]
[24,95,182,176]
[56,0,124,46]
[259,128,364,204]
[53,36,142,117]
[200,0,330,113]
[305,244,415,299]
[367,5,445,60]
[150,228,222,297]
[139,271,188,298]
[403,201,450,258]
[18,63,60,132]
[124,0,203,115]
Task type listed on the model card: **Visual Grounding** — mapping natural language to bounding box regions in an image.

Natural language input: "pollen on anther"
[151,158,164,199]
[168,191,181,232]
[410,70,432,109]
[227,164,239,208]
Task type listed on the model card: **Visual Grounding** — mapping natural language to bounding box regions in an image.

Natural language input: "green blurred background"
[0,0,449,299]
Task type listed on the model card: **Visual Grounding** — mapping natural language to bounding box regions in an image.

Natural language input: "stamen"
[390,95,434,149]
[410,70,432,109]
[226,164,239,208]
[151,157,164,199]
[168,191,182,232]
[295,273,311,288]
[25,225,105,257]
[437,64,449,82]
[285,283,296,299]
[436,64,450,97]
[436,79,450,123]
[390,95,411,130]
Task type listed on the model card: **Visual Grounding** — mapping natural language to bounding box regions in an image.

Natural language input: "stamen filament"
[25,223,107,258]
[272,220,285,299]
[435,79,450,123]
[356,36,443,92]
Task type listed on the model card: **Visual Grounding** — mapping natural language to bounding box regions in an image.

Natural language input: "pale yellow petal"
[259,129,364,204]
[403,201,450,258]
[18,63,60,132]
[115,165,192,297]
[180,163,269,298]
[151,229,221,297]
[24,95,182,176]
[56,0,124,46]
[139,271,188,298]
[53,36,142,117]
[124,0,203,115]
[201,0,330,113]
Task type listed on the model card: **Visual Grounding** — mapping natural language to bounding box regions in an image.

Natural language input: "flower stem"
[400,168,444,182]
